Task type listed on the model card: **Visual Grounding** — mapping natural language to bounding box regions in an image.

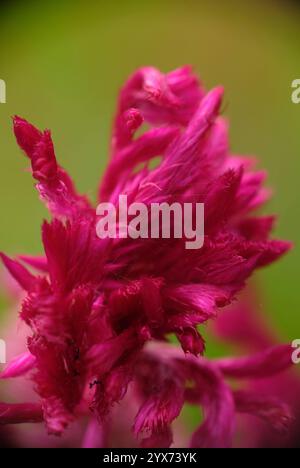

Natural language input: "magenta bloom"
[0,66,292,447]
[214,291,300,448]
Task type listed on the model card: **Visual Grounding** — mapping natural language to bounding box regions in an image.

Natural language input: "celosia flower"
[0,66,292,447]
[214,290,300,448]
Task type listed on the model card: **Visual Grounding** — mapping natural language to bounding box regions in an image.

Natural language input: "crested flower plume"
[214,291,300,448]
[0,66,293,447]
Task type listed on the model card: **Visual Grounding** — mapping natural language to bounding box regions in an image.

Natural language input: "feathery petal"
[0,352,36,379]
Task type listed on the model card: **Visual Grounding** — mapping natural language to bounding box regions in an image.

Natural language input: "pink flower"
[0,66,292,447]
[214,290,300,448]
[132,342,294,448]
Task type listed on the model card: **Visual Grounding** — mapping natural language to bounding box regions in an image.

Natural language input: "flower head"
[0,66,292,446]
[214,290,300,448]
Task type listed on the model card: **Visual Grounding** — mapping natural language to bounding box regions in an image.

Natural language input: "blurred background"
[0,0,299,359]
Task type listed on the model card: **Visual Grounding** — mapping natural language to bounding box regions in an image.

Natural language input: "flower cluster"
[0,66,293,447]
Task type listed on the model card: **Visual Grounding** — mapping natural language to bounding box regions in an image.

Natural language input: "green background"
[0,0,299,345]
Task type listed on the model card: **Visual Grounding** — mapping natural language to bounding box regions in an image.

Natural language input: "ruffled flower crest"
[0,66,292,446]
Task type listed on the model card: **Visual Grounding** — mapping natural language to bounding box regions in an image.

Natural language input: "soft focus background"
[0,0,299,417]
